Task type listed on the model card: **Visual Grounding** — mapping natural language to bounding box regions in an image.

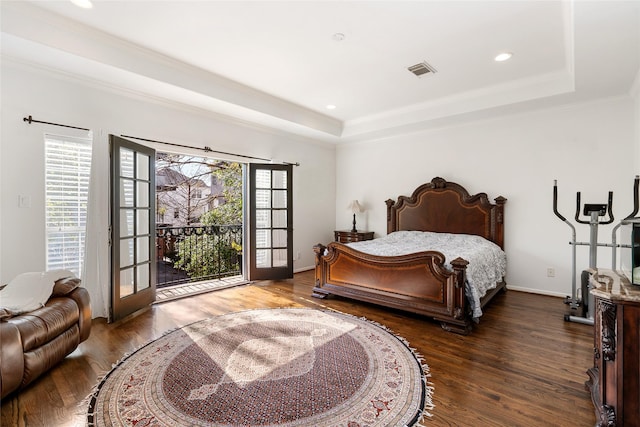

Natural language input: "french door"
[249,163,293,280]
[110,135,156,321]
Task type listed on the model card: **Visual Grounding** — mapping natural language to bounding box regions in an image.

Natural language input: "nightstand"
[334,230,374,243]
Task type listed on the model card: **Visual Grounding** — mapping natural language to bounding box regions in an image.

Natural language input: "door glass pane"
[120,179,134,207]
[256,249,271,268]
[137,264,150,290]
[256,229,271,248]
[120,238,134,267]
[273,190,287,208]
[120,209,134,237]
[256,189,270,208]
[136,153,149,180]
[137,182,149,207]
[120,149,134,178]
[120,268,134,297]
[272,170,287,189]
[273,229,287,248]
[272,210,286,228]
[136,210,149,234]
[273,249,287,267]
[256,210,270,228]
[256,169,270,188]
[137,236,149,262]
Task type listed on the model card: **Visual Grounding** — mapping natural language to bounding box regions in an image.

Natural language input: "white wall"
[336,96,637,297]
[634,71,640,171]
[0,60,336,285]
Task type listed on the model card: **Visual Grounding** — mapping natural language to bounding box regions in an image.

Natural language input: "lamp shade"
[348,200,364,214]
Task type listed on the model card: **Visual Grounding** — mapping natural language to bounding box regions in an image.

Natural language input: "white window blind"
[45,134,92,276]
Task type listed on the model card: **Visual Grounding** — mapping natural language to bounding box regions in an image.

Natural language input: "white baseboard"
[294,265,315,274]
[507,285,567,298]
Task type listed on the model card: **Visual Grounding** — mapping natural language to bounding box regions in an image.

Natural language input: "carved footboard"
[313,242,472,334]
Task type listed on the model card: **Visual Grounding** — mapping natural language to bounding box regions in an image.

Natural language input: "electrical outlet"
[295,251,301,261]
[18,195,31,208]
[546,268,555,277]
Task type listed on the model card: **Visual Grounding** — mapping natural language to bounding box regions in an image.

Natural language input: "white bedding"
[346,230,507,319]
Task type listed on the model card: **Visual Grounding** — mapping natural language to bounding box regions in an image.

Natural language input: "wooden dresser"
[334,230,374,243]
[586,269,640,427]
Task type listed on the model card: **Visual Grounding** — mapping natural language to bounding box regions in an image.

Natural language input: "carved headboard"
[385,177,506,248]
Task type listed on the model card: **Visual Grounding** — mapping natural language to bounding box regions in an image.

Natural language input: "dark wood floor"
[1,270,596,426]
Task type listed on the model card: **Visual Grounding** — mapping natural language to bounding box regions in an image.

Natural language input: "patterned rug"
[86,308,433,426]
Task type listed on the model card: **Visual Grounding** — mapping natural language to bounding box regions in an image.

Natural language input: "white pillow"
[0,270,76,314]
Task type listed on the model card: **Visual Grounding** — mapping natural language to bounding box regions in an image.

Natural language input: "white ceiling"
[2,1,639,143]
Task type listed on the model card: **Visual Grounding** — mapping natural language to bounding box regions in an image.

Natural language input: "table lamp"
[348,200,364,232]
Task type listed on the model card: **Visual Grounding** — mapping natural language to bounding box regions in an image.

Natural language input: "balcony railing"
[156,224,242,288]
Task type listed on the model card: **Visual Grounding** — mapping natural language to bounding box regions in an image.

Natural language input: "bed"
[312,177,507,334]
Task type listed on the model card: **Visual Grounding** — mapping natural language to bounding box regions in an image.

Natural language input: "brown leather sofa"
[0,277,91,399]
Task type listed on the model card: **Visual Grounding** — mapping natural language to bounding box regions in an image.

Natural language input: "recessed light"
[70,0,93,9]
[326,105,336,110]
[494,52,513,62]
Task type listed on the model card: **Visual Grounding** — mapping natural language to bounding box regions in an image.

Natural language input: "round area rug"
[86,308,433,426]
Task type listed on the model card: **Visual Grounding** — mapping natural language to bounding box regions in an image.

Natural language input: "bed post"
[312,244,329,298]
[494,196,507,249]
[385,199,396,234]
[450,257,469,320]
[437,257,472,335]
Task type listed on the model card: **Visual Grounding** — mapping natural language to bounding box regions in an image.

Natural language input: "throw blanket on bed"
[0,270,76,320]
[346,231,507,319]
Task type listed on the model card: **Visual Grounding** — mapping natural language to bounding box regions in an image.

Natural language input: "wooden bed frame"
[312,177,507,334]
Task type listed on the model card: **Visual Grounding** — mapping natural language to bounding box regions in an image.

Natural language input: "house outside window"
[156,154,222,226]
[45,133,92,276]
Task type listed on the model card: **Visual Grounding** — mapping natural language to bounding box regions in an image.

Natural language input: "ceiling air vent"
[408,61,437,77]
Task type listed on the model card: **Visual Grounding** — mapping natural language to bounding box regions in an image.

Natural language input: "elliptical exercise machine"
[553,176,639,325]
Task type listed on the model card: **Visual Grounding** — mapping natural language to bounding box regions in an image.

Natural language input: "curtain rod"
[21,116,299,166]
[23,115,90,131]
[121,134,300,166]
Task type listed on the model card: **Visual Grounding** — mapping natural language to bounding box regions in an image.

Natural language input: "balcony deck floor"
[155,275,247,302]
